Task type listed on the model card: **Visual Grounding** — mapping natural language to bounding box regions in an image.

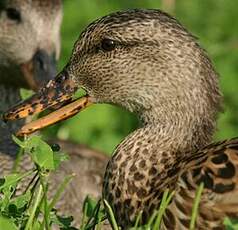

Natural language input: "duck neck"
[0,84,24,156]
[114,122,198,162]
[103,107,216,226]
[138,102,215,152]
[104,124,191,226]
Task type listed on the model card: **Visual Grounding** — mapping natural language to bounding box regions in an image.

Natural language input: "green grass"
[189,183,204,230]
[0,136,75,230]
[0,136,235,229]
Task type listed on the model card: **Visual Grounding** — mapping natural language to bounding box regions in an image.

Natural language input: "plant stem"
[189,182,204,230]
[49,174,74,212]
[0,170,35,191]
[12,147,24,173]
[133,210,143,228]
[146,209,158,228]
[39,174,50,230]
[103,199,119,230]
[25,184,43,230]
[81,201,88,229]
[153,190,174,229]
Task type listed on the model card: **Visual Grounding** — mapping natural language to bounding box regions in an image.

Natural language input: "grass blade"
[153,190,174,229]
[103,199,119,230]
[81,200,89,229]
[133,210,143,228]
[189,182,204,230]
[48,174,75,211]
[25,184,43,230]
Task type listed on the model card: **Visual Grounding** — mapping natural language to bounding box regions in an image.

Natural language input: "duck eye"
[101,39,116,52]
[6,8,21,22]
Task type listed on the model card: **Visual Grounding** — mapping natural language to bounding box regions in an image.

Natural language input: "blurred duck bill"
[3,70,93,136]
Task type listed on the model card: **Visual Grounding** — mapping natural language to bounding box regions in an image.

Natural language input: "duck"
[4,9,238,229]
[0,0,108,227]
[0,0,62,154]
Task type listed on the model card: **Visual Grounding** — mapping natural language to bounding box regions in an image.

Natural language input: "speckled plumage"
[4,8,238,230]
[67,9,237,229]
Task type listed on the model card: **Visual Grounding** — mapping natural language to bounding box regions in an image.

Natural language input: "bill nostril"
[34,50,48,72]
[37,57,47,72]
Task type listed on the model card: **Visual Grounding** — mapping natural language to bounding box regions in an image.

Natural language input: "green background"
[43,0,238,155]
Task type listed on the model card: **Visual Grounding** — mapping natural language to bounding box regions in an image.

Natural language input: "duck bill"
[16,96,92,136]
[3,70,93,136]
[3,70,78,121]
[20,49,58,91]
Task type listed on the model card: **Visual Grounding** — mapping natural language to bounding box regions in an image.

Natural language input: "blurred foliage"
[0,136,76,230]
[43,0,238,155]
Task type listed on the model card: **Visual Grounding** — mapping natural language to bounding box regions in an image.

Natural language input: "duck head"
[0,0,62,90]
[4,9,222,149]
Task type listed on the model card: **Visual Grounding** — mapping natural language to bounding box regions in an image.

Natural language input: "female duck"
[5,9,238,229]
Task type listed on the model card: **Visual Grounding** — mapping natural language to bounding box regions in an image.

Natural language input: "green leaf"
[51,213,75,229]
[224,217,238,229]
[53,151,69,169]
[11,190,31,210]
[20,88,34,100]
[26,136,55,170]
[0,178,5,187]
[72,88,86,100]
[0,216,17,230]
[83,196,98,217]
[0,174,21,210]
[32,221,41,230]
[0,170,34,193]
[0,174,21,191]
